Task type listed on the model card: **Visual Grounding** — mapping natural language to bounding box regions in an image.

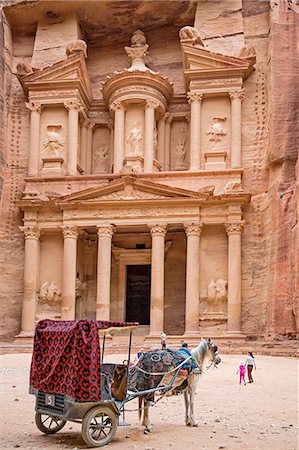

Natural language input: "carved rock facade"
[0,1,297,342]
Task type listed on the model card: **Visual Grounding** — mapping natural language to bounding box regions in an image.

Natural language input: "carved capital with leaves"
[224,221,244,235]
[184,222,204,237]
[62,225,79,239]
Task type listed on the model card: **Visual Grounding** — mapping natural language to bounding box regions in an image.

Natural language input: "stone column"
[144,100,158,172]
[111,101,125,173]
[229,90,244,169]
[149,224,167,336]
[96,225,114,320]
[187,92,203,171]
[64,100,82,176]
[184,223,203,337]
[164,113,172,171]
[26,102,42,177]
[80,120,88,171]
[85,121,95,174]
[224,222,244,335]
[61,225,78,320]
[157,114,166,166]
[20,226,40,333]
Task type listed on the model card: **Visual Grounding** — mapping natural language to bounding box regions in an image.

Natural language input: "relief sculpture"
[43,125,64,157]
[127,126,143,155]
[94,146,109,173]
[207,279,228,303]
[174,137,187,169]
[38,281,62,306]
[205,117,227,150]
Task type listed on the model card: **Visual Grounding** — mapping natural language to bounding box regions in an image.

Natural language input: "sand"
[0,353,298,450]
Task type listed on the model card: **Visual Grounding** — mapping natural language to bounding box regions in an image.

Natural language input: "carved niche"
[170,120,189,170]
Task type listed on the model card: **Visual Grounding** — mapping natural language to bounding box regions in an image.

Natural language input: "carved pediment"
[180,42,255,89]
[17,51,92,102]
[58,177,210,205]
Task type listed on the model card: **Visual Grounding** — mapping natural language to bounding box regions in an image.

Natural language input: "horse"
[128,338,221,433]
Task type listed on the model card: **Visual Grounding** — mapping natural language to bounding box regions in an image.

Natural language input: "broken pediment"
[58,177,211,205]
[180,35,255,89]
[17,47,92,102]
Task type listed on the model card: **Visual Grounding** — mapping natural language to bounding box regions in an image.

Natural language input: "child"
[236,361,246,385]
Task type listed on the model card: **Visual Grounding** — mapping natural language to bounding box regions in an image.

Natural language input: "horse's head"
[206,338,221,366]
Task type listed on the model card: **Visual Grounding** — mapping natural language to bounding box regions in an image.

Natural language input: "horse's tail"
[138,396,143,422]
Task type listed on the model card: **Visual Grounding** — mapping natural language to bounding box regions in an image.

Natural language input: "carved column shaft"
[149,225,167,336]
[229,91,244,169]
[85,122,94,174]
[164,114,172,171]
[65,101,82,176]
[112,102,125,173]
[184,223,203,336]
[144,101,157,172]
[96,226,114,320]
[26,103,41,177]
[80,122,88,171]
[188,93,203,171]
[20,226,40,333]
[62,226,78,320]
[225,222,244,334]
[157,115,166,166]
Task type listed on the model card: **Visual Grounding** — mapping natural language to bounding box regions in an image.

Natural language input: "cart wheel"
[82,406,118,447]
[35,412,66,434]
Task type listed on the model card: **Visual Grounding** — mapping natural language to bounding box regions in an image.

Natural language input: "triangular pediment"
[18,52,92,101]
[58,177,210,204]
[181,43,254,88]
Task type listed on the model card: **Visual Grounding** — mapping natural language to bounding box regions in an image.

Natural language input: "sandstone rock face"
[0,0,297,341]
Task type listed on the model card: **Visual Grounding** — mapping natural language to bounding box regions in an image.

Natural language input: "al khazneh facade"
[0,1,298,343]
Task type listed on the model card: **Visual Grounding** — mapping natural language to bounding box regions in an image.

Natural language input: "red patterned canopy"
[30,319,138,401]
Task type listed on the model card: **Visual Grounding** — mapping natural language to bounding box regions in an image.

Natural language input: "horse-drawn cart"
[30,319,206,447]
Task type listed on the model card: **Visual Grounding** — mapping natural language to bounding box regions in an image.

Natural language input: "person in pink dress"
[236,361,246,385]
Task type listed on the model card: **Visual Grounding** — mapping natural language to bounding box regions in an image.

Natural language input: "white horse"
[136,338,221,433]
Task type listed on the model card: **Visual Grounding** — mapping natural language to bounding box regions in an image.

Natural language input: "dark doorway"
[126,265,151,325]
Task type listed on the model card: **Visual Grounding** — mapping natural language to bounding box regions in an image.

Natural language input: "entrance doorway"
[126,265,151,324]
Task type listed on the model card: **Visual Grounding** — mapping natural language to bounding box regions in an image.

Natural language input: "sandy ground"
[0,352,298,450]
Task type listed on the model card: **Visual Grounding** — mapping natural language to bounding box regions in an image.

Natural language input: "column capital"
[97,225,114,238]
[64,100,83,111]
[164,112,173,124]
[84,119,95,130]
[224,221,244,235]
[26,102,42,113]
[110,100,124,112]
[20,225,40,239]
[145,99,159,110]
[184,222,204,236]
[62,225,79,239]
[148,224,167,237]
[187,92,204,104]
[229,90,245,101]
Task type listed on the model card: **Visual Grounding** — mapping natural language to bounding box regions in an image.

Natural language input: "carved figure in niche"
[94,146,109,173]
[205,117,227,150]
[179,26,204,47]
[207,279,228,303]
[43,125,64,156]
[174,137,187,168]
[39,281,62,306]
[75,277,88,300]
[127,126,143,155]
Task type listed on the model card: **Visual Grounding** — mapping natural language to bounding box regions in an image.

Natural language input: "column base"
[225,331,244,338]
[15,331,35,338]
[183,332,201,340]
